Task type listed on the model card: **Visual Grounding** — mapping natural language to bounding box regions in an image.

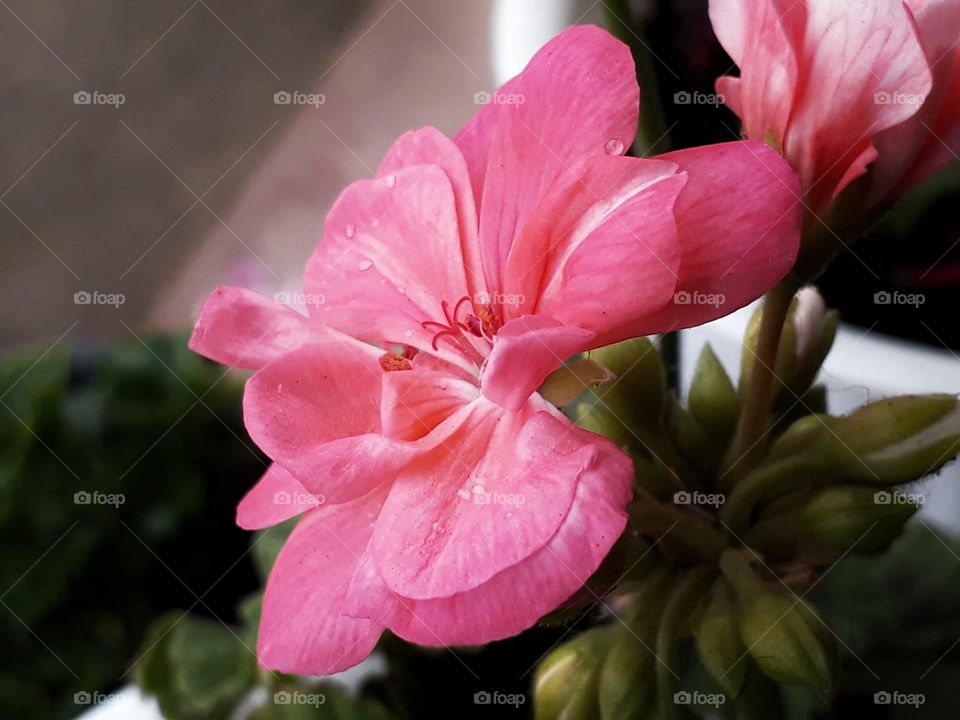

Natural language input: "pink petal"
[380,367,479,440]
[371,399,590,599]
[500,155,682,328]
[243,342,411,504]
[236,463,317,531]
[480,316,594,411]
[377,127,486,295]
[258,487,389,675]
[303,165,472,368]
[629,141,801,333]
[454,25,640,292]
[389,426,632,645]
[189,286,310,370]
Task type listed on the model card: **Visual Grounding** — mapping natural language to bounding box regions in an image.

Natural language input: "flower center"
[421,296,500,366]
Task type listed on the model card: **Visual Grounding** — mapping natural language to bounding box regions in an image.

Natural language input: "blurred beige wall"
[0,0,494,348]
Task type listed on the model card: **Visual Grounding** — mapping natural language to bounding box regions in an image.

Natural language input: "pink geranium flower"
[189,25,800,674]
[710,0,960,218]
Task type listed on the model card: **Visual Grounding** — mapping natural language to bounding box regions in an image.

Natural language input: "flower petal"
[629,141,801,332]
[480,316,594,411]
[454,25,640,291]
[377,127,486,295]
[380,367,480,440]
[371,399,592,599]
[244,342,411,504]
[303,165,472,367]
[258,487,389,675]
[236,463,317,531]
[189,286,310,370]
[389,426,632,645]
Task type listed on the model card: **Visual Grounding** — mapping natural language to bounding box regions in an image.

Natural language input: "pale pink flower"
[190,25,800,674]
[711,0,960,218]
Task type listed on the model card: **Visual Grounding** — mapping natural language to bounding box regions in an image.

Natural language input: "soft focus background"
[1,1,958,718]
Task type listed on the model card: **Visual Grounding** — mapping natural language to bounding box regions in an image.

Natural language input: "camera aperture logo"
[74,490,125,508]
[673,490,725,508]
[674,290,725,308]
[74,90,125,108]
[674,690,725,708]
[275,290,325,309]
[274,91,325,108]
[874,91,925,106]
[274,690,325,707]
[74,290,125,308]
[473,690,525,708]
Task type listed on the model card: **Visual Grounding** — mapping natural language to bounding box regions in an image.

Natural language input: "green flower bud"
[746,486,918,558]
[534,628,611,720]
[688,344,739,445]
[540,359,617,407]
[740,288,837,405]
[666,394,718,475]
[693,579,747,697]
[588,337,667,426]
[772,394,960,483]
[721,551,836,692]
[598,626,656,720]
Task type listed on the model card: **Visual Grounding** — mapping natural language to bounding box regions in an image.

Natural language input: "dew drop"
[403,329,413,338]
[345,223,355,238]
[603,138,625,156]
[358,259,373,271]
[385,174,397,188]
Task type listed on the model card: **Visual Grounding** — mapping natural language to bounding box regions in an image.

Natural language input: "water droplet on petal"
[403,329,413,338]
[345,223,355,238]
[358,259,373,271]
[385,174,397,188]
[604,138,625,156]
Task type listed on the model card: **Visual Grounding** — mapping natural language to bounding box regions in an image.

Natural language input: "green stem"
[632,503,728,560]
[655,566,716,719]
[725,279,799,484]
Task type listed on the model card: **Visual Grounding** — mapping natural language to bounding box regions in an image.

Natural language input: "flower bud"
[721,550,837,692]
[688,344,739,445]
[738,592,837,692]
[534,628,611,720]
[588,338,667,426]
[598,626,656,720]
[693,579,747,697]
[771,394,960,483]
[740,287,837,404]
[539,359,617,407]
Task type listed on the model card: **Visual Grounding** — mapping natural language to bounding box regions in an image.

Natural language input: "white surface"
[681,303,960,530]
